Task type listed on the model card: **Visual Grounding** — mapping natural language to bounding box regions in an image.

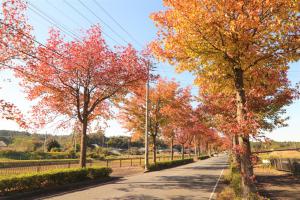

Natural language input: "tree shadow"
[257,174,300,199]
[102,194,164,200]
[113,174,219,193]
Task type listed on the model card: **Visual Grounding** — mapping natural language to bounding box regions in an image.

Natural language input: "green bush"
[224,163,242,196]
[148,158,194,171]
[46,139,61,152]
[230,170,242,195]
[0,167,112,195]
[198,155,210,160]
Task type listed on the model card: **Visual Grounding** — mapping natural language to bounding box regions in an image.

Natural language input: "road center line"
[209,168,224,200]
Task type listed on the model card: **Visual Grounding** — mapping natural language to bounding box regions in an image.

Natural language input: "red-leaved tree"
[16,25,148,167]
[0,0,32,127]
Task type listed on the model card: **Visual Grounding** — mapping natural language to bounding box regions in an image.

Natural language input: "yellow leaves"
[152,0,299,80]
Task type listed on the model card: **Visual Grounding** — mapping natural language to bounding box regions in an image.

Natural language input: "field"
[259,150,300,160]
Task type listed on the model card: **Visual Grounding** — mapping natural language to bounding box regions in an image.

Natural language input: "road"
[42,154,228,200]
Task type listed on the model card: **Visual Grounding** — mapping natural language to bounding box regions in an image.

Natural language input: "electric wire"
[63,0,122,45]
[77,0,129,45]
[92,0,144,48]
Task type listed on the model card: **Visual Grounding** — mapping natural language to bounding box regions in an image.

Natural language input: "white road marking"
[209,168,224,200]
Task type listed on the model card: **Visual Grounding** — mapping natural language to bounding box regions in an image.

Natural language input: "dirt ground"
[110,166,144,177]
[255,167,300,200]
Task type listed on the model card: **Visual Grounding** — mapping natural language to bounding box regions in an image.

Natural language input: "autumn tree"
[200,64,297,162]
[0,0,33,64]
[16,25,148,167]
[0,0,32,127]
[161,84,192,160]
[151,0,299,196]
[119,78,190,163]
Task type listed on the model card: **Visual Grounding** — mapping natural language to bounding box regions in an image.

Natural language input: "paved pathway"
[42,154,228,200]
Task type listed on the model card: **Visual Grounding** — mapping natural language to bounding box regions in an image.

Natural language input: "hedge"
[198,155,210,160]
[0,167,112,195]
[148,158,194,171]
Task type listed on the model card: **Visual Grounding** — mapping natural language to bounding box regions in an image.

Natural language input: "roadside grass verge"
[0,167,112,196]
[148,158,194,171]
[217,162,265,200]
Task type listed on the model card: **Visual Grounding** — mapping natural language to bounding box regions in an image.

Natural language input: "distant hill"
[0,130,31,137]
[251,140,300,151]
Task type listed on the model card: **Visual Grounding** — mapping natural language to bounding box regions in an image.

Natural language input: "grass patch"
[259,150,300,160]
[0,167,112,195]
[148,158,194,171]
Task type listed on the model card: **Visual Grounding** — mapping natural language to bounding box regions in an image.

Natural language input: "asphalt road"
[42,154,228,200]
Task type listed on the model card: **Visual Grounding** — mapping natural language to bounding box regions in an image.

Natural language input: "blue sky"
[0,0,299,141]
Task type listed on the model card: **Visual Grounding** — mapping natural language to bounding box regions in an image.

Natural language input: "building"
[0,141,8,149]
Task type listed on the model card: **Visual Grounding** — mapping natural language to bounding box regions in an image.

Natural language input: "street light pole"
[144,63,150,172]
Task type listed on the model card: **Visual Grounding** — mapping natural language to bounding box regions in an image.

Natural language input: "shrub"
[148,158,194,171]
[46,139,61,152]
[230,170,242,195]
[0,167,112,195]
[198,155,210,160]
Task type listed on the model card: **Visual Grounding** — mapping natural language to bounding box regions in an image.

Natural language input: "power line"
[63,0,122,45]
[77,0,129,45]
[92,0,144,48]
[45,0,83,29]
[28,2,81,41]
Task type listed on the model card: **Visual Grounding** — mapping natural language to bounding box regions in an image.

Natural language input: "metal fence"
[0,155,192,177]
[270,158,300,175]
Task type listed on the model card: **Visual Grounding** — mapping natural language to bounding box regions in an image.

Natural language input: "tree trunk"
[233,67,255,197]
[198,140,202,156]
[170,136,174,161]
[232,135,241,170]
[152,135,157,164]
[80,119,88,168]
[206,142,210,156]
[194,136,198,159]
[181,144,185,159]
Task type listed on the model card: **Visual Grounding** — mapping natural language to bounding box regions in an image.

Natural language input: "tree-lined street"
[0,0,299,199]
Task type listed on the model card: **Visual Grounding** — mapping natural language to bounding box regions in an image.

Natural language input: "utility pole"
[74,131,77,152]
[44,132,47,152]
[144,63,150,171]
